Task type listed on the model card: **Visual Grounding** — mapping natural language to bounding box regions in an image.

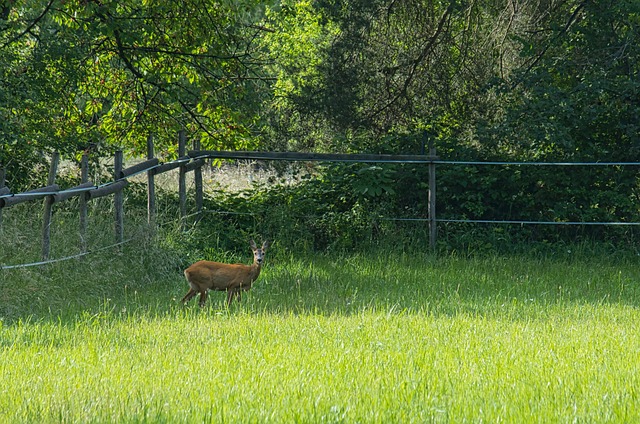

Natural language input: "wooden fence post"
[0,165,5,233]
[80,153,89,253]
[42,152,60,261]
[193,138,203,222]
[178,130,187,230]
[428,142,437,251]
[147,134,157,229]
[114,150,124,245]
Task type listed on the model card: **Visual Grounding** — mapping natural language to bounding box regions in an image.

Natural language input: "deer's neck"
[250,263,262,281]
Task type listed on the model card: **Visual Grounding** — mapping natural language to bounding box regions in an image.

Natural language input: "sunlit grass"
[2,242,640,422]
[2,303,640,423]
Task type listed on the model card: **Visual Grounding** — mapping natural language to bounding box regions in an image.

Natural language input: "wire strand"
[0,239,133,270]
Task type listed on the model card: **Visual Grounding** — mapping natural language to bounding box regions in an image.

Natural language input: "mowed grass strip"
[2,302,640,423]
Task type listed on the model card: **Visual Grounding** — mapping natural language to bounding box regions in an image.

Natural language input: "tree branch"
[365,2,455,123]
[0,0,55,49]
[511,0,589,89]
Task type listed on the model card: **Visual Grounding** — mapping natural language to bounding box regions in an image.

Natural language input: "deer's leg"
[226,289,239,306]
[198,290,208,307]
[181,288,197,304]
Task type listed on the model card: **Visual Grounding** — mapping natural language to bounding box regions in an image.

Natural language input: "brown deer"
[181,240,269,307]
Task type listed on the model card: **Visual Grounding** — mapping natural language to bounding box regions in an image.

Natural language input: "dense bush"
[158,159,640,257]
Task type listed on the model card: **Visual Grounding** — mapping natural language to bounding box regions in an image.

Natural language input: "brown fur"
[181,240,269,307]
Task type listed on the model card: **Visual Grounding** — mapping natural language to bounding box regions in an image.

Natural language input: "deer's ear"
[250,240,258,250]
[262,241,270,250]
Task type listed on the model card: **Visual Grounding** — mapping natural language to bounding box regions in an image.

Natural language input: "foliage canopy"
[1,0,639,243]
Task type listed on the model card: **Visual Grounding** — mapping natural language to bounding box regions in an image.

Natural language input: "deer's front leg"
[226,289,241,306]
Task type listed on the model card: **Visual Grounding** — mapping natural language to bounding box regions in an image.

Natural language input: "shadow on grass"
[245,252,640,317]
[3,250,640,325]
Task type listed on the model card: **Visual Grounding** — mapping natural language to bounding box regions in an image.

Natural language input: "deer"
[181,240,269,307]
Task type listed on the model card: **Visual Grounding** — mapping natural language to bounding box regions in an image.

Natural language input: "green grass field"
[2,235,640,422]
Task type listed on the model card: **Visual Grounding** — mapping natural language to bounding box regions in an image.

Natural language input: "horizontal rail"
[184,158,206,173]
[52,182,96,203]
[437,219,640,226]
[0,184,60,207]
[190,150,439,163]
[120,158,159,179]
[153,156,191,174]
[88,180,129,199]
[380,217,640,226]
[198,210,640,227]
[189,150,640,166]
[434,160,640,166]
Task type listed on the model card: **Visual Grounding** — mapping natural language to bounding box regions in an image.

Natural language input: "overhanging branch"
[0,0,55,49]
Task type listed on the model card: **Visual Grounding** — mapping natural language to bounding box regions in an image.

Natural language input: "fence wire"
[0,239,134,271]
[434,160,640,166]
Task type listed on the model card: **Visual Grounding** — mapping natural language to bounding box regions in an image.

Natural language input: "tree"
[493,0,640,162]
[262,0,522,153]
[1,0,273,189]
[258,0,337,152]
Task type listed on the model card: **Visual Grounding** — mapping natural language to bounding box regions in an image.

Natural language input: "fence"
[0,131,205,269]
[2,134,640,269]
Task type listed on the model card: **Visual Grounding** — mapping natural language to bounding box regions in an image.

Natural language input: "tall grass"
[2,298,640,422]
[2,193,640,422]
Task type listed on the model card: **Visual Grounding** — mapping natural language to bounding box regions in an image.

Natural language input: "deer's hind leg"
[181,288,197,304]
[198,290,208,307]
